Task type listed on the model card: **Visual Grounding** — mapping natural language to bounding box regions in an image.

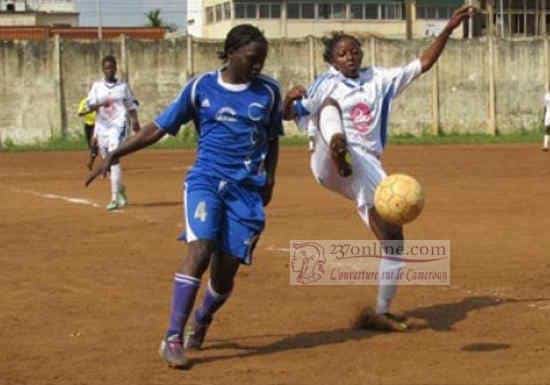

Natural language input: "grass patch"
[1,130,543,152]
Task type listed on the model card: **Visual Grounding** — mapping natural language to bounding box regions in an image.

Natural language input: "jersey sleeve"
[376,59,422,98]
[268,83,284,140]
[153,78,198,136]
[293,74,339,131]
[123,84,138,111]
[86,83,99,108]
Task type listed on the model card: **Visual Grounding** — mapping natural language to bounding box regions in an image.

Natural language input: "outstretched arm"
[419,5,477,73]
[85,122,165,186]
[283,86,307,121]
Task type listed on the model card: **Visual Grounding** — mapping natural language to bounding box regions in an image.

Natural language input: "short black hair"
[218,24,268,61]
[321,32,361,63]
[102,55,117,67]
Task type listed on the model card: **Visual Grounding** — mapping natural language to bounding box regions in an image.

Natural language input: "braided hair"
[218,24,268,61]
[321,32,361,63]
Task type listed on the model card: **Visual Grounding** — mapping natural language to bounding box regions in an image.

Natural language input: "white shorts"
[310,131,386,227]
[96,129,126,159]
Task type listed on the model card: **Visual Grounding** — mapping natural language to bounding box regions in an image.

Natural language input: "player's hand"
[447,5,477,30]
[85,153,113,187]
[285,85,307,102]
[283,86,307,120]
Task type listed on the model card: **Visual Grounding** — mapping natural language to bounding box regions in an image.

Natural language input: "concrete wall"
[0,35,547,144]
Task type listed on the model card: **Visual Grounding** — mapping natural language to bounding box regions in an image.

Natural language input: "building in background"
[187,0,467,39]
[481,0,550,37]
[0,0,79,26]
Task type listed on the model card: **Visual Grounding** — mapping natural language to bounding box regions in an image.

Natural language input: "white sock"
[110,163,122,201]
[544,135,549,148]
[319,104,344,143]
[376,252,406,315]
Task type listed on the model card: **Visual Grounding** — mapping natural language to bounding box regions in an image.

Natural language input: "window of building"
[235,2,257,19]
[365,4,379,19]
[350,3,363,19]
[272,4,281,18]
[206,6,214,23]
[246,3,256,18]
[288,3,300,18]
[259,3,281,19]
[223,2,231,19]
[417,6,438,19]
[381,3,403,20]
[302,3,315,19]
[332,3,346,18]
[215,4,223,21]
[318,3,331,19]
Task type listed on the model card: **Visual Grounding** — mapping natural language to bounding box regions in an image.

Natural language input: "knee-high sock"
[110,163,122,200]
[544,134,549,148]
[319,105,344,143]
[376,249,405,315]
[194,280,231,325]
[167,273,200,337]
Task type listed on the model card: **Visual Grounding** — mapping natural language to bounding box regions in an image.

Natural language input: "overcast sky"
[75,0,187,30]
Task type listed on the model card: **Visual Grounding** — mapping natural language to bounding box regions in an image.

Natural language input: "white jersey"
[545,92,550,126]
[87,79,137,137]
[295,60,422,157]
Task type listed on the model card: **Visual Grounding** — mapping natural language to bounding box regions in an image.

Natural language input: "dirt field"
[2,144,550,385]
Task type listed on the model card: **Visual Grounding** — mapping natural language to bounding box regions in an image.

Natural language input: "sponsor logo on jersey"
[215,107,238,122]
[350,102,374,133]
[201,98,211,108]
[248,102,265,122]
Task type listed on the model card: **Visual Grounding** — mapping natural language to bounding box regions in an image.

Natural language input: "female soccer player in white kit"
[283,6,476,331]
[87,55,140,210]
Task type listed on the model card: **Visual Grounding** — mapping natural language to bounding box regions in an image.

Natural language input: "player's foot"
[159,334,189,369]
[329,133,352,178]
[117,185,128,207]
[542,147,549,152]
[184,319,211,350]
[106,200,120,211]
[353,307,409,332]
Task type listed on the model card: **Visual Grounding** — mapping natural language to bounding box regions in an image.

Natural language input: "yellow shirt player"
[78,97,98,170]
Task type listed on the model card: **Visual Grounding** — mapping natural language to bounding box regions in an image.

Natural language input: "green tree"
[145,9,164,27]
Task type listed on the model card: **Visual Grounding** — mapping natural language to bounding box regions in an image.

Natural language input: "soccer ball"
[374,174,424,226]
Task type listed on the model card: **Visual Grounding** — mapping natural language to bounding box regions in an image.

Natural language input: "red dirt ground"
[1,145,550,385]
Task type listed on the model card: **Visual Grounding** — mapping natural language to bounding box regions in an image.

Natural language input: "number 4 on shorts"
[194,201,207,222]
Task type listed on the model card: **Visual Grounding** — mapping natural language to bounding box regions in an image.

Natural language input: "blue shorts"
[179,173,265,265]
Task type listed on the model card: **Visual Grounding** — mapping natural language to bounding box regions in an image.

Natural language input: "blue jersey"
[154,70,284,187]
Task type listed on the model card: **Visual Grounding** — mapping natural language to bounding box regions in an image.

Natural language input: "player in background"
[283,6,476,331]
[543,91,550,151]
[86,55,140,211]
[77,97,98,170]
[85,24,282,369]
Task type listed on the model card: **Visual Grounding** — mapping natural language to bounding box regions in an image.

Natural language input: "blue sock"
[166,273,200,338]
[195,281,231,325]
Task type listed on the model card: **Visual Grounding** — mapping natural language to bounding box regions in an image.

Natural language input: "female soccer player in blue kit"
[86,24,283,369]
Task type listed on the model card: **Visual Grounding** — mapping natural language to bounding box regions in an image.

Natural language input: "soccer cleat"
[117,185,128,207]
[106,200,120,211]
[542,147,549,152]
[159,334,189,369]
[353,307,409,332]
[329,133,352,178]
[184,319,210,350]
